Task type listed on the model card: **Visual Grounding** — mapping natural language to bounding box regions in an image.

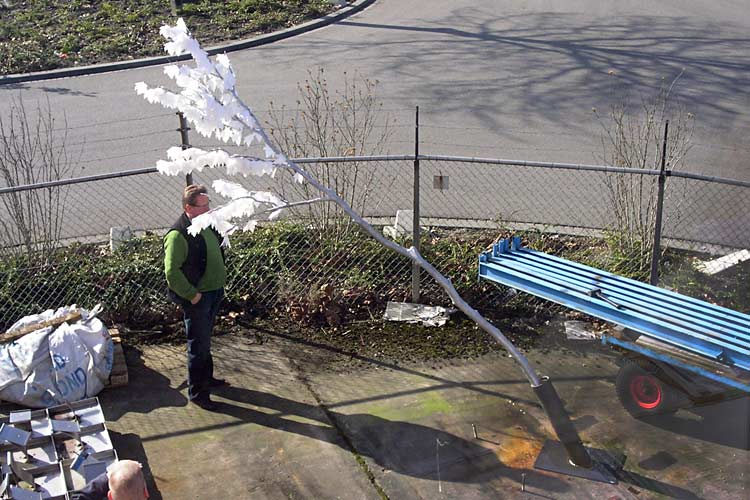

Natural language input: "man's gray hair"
[108,460,147,499]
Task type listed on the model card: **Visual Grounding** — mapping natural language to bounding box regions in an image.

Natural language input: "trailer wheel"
[615,359,686,418]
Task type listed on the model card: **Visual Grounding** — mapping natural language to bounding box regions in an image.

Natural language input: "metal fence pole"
[412,106,421,303]
[650,120,669,286]
[177,112,193,186]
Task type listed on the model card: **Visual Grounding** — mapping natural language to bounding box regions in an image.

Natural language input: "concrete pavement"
[4,322,743,499]
[98,333,381,499]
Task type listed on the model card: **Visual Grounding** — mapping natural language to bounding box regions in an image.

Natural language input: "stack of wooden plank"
[106,328,128,388]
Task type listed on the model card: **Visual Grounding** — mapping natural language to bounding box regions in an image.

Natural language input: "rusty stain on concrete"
[494,426,543,469]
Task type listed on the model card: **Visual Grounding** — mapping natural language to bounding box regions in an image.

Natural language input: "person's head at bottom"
[108,460,149,500]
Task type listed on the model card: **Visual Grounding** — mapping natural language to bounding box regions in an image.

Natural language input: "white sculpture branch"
[136,18,541,386]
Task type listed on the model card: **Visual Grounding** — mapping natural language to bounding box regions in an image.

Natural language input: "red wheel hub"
[629,375,662,409]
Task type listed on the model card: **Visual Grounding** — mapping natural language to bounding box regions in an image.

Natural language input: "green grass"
[660,252,750,313]
[0,0,335,75]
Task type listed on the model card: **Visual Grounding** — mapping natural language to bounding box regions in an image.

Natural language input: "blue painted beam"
[499,241,750,325]
[479,259,743,367]
[478,238,750,373]
[602,335,750,393]
[516,247,750,327]
[489,252,750,348]
[485,240,750,341]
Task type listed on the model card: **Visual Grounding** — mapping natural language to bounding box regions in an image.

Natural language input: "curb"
[0,0,376,86]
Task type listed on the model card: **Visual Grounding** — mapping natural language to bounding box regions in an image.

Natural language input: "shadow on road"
[617,468,703,500]
[98,346,188,421]
[641,396,750,450]
[331,11,750,134]
[4,83,98,97]
[213,385,570,491]
[251,325,615,409]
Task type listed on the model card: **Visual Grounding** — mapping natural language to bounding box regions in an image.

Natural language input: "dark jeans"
[183,288,224,401]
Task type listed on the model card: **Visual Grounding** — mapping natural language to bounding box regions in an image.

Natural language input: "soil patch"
[114,299,611,377]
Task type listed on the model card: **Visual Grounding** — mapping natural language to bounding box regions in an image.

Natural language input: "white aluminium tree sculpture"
[137,19,594,470]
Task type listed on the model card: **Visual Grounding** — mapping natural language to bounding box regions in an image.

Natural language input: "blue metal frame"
[602,334,750,393]
[478,237,750,376]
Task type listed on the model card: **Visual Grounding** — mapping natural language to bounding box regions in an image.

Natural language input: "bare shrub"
[0,97,81,263]
[594,74,694,278]
[265,68,395,241]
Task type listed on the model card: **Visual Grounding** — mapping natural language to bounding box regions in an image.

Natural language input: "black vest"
[166,213,225,304]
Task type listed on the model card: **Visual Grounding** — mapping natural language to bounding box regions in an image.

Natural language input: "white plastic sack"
[0,306,114,408]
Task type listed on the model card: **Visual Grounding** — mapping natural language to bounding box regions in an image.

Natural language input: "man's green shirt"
[164,228,226,301]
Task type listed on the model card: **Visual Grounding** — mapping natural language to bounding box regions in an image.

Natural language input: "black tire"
[615,358,688,418]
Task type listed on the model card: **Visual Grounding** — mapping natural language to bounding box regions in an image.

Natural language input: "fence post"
[650,120,669,286]
[412,106,421,303]
[177,112,193,186]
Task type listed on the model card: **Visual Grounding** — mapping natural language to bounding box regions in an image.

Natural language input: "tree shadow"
[212,385,570,491]
[251,326,614,409]
[640,395,750,450]
[96,346,188,421]
[3,83,97,97]
[289,9,750,135]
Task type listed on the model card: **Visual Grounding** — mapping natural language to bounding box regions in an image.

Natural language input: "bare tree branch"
[0,96,81,263]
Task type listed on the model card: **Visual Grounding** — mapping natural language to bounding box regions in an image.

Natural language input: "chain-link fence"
[2,155,750,330]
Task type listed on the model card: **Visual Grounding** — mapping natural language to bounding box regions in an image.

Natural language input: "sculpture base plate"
[533,439,625,484]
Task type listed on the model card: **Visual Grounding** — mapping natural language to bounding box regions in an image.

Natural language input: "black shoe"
[209,377,229,388]
[191,396,219,411]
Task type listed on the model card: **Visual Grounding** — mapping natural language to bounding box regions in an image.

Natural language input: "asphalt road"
[1,0,748,176]
[1,0,749,248]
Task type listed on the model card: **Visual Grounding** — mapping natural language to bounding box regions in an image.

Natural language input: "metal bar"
[602,335,750,393]
[479,258,750,369]
[412,106,421,303]
[504,251,750,341]
[4,154,750,194]
[480,240,750,366]
[294,155,660,176]
[503,245,750,332]
[669,170,750,189]
[513,246,750,325]
[417,155,663,176]
[0,167,158,194]
[486,252,750,349]
[292,155,415,163]
[491,242,750,338]
[480,258,742,355]
[651,120,669,285]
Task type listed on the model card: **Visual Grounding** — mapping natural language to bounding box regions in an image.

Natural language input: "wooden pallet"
[106,328,129,388]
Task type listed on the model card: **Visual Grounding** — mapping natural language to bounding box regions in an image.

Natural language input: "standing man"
[164,184,228,411]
